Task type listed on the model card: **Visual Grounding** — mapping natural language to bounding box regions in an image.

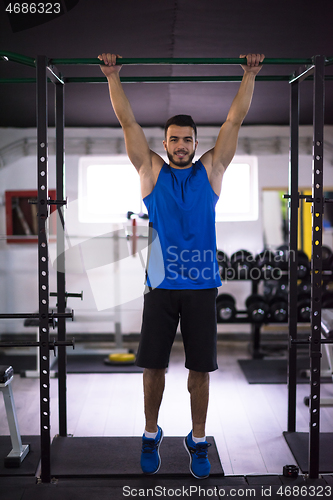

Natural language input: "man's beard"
[166,150,196,168]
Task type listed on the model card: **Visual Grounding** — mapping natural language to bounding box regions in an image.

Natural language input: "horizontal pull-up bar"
[50,57,314,66]
[1,52,324,67]
[1,75,332,84]
[0,50,35,67]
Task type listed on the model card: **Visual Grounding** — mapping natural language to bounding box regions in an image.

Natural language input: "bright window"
[216,156,258,221]
[78,154,258,223]
[78,156,142,223]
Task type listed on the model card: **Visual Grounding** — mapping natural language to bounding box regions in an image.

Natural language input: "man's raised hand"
[98,53,122,77]
[240,54,265,75]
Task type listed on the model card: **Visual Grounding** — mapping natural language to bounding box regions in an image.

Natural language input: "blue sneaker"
[184,431,211,479]
[140,426,163,474]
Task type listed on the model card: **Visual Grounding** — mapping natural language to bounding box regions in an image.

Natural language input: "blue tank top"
[143,160,222,289]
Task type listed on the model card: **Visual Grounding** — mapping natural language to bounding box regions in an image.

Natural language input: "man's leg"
[143,368,166,432]
[187,370,209,438]
[140,368,165,475]
[184,370,211,479]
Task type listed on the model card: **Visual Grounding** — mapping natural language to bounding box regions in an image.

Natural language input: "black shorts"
[135,288,218,372]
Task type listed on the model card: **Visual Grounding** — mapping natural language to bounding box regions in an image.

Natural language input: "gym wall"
[0,125,333,335]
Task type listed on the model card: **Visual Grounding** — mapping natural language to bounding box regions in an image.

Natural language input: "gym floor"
[1,339,333,476]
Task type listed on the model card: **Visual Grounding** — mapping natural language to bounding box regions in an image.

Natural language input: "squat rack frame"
[0,52,332,482]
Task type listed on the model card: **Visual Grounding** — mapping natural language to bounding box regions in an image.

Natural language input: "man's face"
[163,125,198,168]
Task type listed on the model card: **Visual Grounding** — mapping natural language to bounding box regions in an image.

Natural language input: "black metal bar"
[55,79,68,437]
[287,80,300,433]
[2,75,333,85]
[0,340,74,348]
[36,55,51,483]
[249,281,262,358]
[50,292,83,299]
[47,199,67,206]
[0,312,73,319]
[308,55,325,479]
[291,339,333,344]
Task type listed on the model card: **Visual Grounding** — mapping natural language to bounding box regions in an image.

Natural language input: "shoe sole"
[183,436,210,479]
[143,428,164,475]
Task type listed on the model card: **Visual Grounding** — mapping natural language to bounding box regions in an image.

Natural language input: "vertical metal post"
[36,55,51,483]
[287,80,299,432]
[55,80,67,437]
[308,54,325,479]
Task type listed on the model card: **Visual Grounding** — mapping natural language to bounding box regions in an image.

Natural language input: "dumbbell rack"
[219,270,292,359]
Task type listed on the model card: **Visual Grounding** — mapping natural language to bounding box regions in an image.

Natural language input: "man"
[98,52,264,478]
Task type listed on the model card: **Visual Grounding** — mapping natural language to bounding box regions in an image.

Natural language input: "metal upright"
[36,55,51,483]
[55,77,68,437]
[308,54,325,479]
[287,79,300,432]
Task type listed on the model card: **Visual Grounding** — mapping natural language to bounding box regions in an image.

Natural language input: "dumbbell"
[216,294,236,322]
[297,281,311,295]
[275,245,289,271]
[230,250,254,280]
[245,294,269,323]
[216,250,230,280]
[322,291,333,308]
[255,250,277,279]
[297,250,310,279]
[297,292,311,322]
[322,245,333,271]
[269,293,288,323]
[276,246,310,278]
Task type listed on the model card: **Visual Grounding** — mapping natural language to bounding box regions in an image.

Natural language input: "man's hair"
[164,114,197,140]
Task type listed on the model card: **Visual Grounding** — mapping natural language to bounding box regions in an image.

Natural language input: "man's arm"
[98,53,163,197]
[200,53,264,196]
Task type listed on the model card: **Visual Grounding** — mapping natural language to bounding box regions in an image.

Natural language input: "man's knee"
[188,370,209,392]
